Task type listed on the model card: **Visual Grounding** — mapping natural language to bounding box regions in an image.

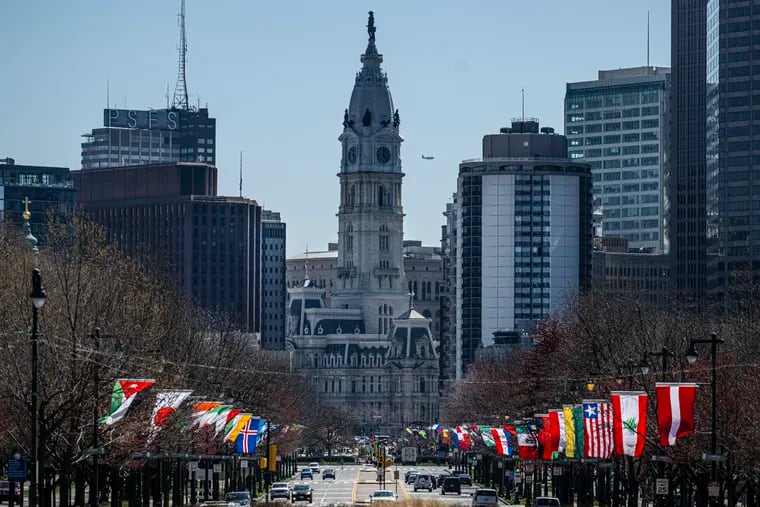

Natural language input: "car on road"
[405,472,418,484]
[369,490,397,503]
[270,483,291,501]
[309,462,321,474]
[0,482,21,502]
[322,468,336,480]
[224,491,252,507]
[471,488,498,507]
[456,472,473,486]
[413,473,434,492]
[441,476,462,495]
[291,483,313,503]
[436,471,451,487]
[300,468,313,480]
[535,497,561,507]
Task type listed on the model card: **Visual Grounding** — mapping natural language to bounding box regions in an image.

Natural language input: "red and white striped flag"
[611,391,647,457]
[656,383,697,446]
[582,400,613,458]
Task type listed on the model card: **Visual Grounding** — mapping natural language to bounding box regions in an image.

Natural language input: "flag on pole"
[490,427,512,456]
[100,379,155,425]
[190,401,221,428]
[611,391,647,457]
[537,414,554,460]
[573,405,585,458]
[235,417,262,454]
[516,424,538,459]
[225,413,253,442]
[582,400,613,458]
[550,409,566,454]
[151,390,192,428]
[563,405,577,458]
[478,426,495,447]
[454,426,472,450]
[656,383,697,446]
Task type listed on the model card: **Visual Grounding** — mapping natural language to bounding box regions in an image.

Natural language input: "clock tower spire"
[334,11,407,333]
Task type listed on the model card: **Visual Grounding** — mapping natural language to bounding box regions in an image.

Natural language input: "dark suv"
[441,476,461,495]
[292,483,313,503]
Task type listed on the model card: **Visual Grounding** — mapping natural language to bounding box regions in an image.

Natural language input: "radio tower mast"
[172,0,189,110]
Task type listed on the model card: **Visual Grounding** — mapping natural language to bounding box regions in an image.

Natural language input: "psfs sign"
[104,109,179,130]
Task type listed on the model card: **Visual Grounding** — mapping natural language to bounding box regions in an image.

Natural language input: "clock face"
[347,146,357,164]
[376,146,391,164]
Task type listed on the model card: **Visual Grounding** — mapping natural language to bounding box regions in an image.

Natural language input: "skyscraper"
[670,0,707,297]
[261,210,287,349]
[705,0,760,302]
[453,119,592,377]
[565,67,671,254]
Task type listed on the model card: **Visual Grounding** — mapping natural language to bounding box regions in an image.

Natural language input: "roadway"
[272,463,521,506]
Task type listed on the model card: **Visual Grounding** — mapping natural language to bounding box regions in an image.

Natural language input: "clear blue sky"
[1,1,670,255]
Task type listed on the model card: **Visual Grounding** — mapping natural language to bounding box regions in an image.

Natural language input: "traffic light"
[259,457,267,470]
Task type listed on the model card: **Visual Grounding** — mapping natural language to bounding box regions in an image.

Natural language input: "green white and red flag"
[100,379,155,425]
[611,391,647,457]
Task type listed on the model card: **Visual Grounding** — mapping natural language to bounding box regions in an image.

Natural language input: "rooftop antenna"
[239,151,243,198]
[304,245,310,284]
[521,87,525,122]
[172,0,189,110]
[166,83,170,109]
[647,10,650,67]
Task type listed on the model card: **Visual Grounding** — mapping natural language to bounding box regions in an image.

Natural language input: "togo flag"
[611,391,647,457]
[100,379,155,425]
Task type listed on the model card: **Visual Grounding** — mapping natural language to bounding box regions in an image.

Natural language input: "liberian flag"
[100,379,155,425]
[582,400,613,458]
[516,424,538,459]
[151,390,192,428]
[490,427,512,456]
[611,391,647,457]
[656,383,697,447]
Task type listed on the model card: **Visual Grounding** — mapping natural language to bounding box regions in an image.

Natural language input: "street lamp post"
[686,332,724,505]
[90,328,101,507]
[30,269,47,507]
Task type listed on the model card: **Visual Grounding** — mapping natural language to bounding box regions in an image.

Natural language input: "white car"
[471,488,498,507]
[309,462,320,474]
[369,490,397,503]
[270,483,291,501]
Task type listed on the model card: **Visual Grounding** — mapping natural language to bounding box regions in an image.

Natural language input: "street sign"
[656,479,669,495]
[702,453,727,463]
[240,460,248,469]
[708,482,719,497]
[213,464,222,473]
[188,461,199,472]
[553,467,563,476]
[8,459,26,482]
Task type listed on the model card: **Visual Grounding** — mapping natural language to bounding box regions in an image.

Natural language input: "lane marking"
[351,467,362,503]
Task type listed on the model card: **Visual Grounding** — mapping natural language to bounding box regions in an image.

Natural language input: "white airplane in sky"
[421,154,434,160]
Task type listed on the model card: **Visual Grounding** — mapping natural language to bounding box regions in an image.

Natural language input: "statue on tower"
[367,11,376,42]
[393,109,400,129]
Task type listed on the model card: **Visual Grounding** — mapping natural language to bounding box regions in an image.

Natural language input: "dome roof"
[345,12,397,135]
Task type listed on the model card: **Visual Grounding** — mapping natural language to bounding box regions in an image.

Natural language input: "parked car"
[436,471,451,487]
[456,472,473,486]
[322,468,336,480]
[471,488,498,507]
[405,472,418,484]
[535,497,561,507]
[413,473,434,492]
[369,490,397,503]
[291,483,313,503]
[224,491,252,507]
[300,468,313,480]
[309,462,320,474]
[270,483,291,501]
[0,482,21,502]
[441,476,461,495]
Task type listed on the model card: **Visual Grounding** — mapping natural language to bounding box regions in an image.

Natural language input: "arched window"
[379,224,389,251]
[346,223,353,251]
